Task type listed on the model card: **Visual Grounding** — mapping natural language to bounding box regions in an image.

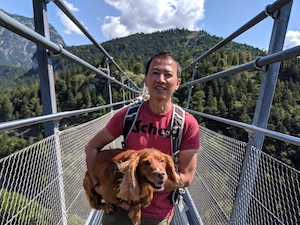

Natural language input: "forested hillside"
[0,28,299,170]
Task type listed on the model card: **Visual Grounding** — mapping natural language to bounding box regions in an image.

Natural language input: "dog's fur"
[83,148,180,225]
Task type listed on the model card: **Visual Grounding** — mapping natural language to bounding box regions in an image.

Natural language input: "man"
[85,51,200,225]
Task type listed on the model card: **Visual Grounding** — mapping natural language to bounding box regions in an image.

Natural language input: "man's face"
[144,57,181,101]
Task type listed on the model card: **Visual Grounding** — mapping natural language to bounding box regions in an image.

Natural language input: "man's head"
[145,52,182,78]
[144,52,182,101]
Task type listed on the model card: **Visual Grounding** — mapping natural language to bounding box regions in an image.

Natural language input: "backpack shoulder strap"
[170,105,186,204]
[170,104,185,170]
[122,101,143,149]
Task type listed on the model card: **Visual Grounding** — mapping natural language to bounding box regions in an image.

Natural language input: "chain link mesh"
[231,146,300,225]
[188,126,247,224]
[189,126,300,225]
[0,111,122,225]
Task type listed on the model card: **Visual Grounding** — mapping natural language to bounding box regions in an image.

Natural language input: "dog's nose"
[155,172,165,181]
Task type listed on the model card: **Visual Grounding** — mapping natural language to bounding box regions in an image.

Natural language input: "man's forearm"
[85,145,99,186]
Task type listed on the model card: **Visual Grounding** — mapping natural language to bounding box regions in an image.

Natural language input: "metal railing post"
[54,123,67,225]
[229,1,293,224]
[128,80,131,101]
[186,63,197,109]
[32,1,66,225]
[105,57,113,112]
[122,75,126,104]
[33,0,58,137]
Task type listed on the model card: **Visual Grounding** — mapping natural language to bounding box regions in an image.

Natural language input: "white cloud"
[101,16,130,39]
[56,1,86,35]
[284,30,300,50]
[101,0,205,40]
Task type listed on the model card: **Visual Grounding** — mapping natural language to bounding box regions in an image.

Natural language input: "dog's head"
[116,148,180,201]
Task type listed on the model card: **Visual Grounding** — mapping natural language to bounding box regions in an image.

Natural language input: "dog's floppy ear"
[165,155,180,183]
[116,155,140,202]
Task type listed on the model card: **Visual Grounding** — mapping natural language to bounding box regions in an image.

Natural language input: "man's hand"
[119,200,131,211]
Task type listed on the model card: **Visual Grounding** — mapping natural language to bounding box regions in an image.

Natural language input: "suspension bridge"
[0,0,300,224]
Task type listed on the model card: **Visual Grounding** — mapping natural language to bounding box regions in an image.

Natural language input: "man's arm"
[85,127,115,186]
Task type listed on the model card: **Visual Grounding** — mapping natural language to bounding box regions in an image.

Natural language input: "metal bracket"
[253,57,262,70]
[53,43,63,56]
[264,4,279,19]
[253,57,268,72]
[245,128,255,142]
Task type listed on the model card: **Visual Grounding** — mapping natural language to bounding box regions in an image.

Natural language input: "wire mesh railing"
[235,146,300,225]
[0,112,122,225]
[189,126,247,225]
[190,126,300,225]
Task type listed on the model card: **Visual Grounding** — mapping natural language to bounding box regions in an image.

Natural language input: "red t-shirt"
[106,101,200,219]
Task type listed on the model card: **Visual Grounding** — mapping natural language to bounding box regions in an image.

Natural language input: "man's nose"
[156,73,165,82]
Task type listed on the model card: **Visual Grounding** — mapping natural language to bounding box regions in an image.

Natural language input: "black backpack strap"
[169,105,186,204]
[170,105,185,171]
[122,101,143,149]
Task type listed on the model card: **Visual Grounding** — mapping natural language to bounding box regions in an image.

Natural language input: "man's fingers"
[119,201,130,211]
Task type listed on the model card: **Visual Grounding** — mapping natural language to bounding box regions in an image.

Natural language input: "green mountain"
[64,28,263,74]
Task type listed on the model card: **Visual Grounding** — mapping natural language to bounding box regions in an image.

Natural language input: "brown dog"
[83,148,180,225]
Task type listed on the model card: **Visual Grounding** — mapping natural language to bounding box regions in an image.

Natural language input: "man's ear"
[175,78,181,91]
[144,77,148,87]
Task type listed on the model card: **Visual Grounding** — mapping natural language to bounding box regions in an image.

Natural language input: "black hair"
[145,52,182,78]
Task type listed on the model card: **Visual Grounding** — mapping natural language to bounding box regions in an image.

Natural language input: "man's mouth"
[155,86,166,90]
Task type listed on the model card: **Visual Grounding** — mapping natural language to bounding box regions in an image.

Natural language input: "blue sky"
[0,0,299,50]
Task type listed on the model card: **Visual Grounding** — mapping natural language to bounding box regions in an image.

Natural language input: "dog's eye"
[161,159,165,163]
